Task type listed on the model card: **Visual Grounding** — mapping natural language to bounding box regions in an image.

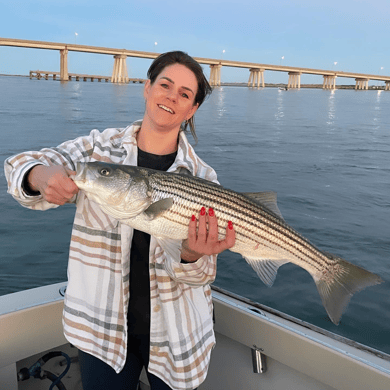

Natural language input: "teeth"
[159,105,174,114]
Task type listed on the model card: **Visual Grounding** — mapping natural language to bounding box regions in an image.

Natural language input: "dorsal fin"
[242,191,284,220]
[175,167,193,176]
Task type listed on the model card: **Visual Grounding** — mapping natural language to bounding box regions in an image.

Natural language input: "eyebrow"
[160,76,195,95]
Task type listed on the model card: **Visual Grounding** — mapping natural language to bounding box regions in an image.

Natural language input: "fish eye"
[100,168,111,176]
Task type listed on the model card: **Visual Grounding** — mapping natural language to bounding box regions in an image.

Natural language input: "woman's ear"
[186,103,199,121]
[143,79,151,100]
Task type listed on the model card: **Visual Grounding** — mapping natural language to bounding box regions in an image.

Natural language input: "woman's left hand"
[181,207,236,262]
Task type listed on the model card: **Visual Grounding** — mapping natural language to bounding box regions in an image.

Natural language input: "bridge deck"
[29,70,145,83]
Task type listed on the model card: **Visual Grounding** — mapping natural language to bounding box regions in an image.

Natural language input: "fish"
[72,161,383,325]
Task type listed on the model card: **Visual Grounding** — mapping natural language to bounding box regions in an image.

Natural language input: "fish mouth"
[71,162,87,183]
[158,104,175,114]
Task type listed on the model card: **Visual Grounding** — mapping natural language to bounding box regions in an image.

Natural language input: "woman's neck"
[137,119,179,155]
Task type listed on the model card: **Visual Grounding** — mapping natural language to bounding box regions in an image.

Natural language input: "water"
[1,76,389,355]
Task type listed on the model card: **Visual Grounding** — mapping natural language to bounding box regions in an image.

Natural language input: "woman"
[5,51,235,390]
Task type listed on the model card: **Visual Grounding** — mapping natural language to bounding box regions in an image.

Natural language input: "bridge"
[1,37,390,90]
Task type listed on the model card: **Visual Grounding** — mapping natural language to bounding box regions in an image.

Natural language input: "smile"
[158,104,174,114]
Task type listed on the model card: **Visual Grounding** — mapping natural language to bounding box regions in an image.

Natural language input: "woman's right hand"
[27,165,79,205]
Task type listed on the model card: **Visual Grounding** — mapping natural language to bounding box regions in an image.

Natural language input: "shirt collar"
[120,120,197,176]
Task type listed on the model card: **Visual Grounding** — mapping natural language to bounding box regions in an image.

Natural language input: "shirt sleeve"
[4,128,118,210]
[162,254,217,286]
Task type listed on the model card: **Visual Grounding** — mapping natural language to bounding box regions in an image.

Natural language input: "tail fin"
[314,257,383,325]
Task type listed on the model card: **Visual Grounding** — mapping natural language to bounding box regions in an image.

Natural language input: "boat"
[1,282,390,390]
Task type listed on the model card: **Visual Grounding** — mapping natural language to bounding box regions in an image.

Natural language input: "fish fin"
[175,167,193,176]
[242,191,284,220]
[313,257,383,325]
[144,198,174,220]
[155,237,182,260]
[243,256,290,287]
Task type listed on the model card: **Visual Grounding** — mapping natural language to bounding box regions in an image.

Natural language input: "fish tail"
[314,257,383,325]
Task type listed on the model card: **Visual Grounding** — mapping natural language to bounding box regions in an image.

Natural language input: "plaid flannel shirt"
[5,121,218,389]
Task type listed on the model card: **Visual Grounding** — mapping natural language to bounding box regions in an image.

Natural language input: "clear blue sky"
[1,0,389,84]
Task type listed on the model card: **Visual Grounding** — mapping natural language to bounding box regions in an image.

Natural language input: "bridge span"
[1,37,390,90]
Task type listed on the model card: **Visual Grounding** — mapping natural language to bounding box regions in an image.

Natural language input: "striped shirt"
[4,121,218,389]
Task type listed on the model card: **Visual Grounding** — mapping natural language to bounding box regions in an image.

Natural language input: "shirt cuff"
[21,165,42,196]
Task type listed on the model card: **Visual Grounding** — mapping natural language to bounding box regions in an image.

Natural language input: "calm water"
[1,76,389,354]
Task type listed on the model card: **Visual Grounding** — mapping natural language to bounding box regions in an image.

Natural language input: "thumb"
[64,167,77,178]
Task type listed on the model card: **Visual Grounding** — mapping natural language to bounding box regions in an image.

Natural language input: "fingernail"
[200,207,206,216]
[209,207,214,217]
[191,214,196,221]
[228,221,233,230]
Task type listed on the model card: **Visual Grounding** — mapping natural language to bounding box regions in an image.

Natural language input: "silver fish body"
[73,161,383,325]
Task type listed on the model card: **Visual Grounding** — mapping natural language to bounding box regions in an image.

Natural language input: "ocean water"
[1,75,389,354]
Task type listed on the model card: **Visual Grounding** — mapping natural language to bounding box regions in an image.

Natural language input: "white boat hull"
[1,283,390,390]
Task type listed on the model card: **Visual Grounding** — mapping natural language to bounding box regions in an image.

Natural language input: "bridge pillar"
[355,78,369,90]
[288,72,301,89]
[60,48,69,81]
[111,54,129,83]
[248,68,265,88]
[209,64,222,86]
[323,75,337,89]
[385,81,390,91]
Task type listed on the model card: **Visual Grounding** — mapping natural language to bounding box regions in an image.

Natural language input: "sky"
[1,0,389,84]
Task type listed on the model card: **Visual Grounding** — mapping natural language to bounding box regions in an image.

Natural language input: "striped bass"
[73,161,383,325]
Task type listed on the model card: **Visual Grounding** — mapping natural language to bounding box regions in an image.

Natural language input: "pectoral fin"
[144,198,174,220]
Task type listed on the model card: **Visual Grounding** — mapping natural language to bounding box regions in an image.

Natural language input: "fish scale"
[152,173,326,272]
[73,161,383,325]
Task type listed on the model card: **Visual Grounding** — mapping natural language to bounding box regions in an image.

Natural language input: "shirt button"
[152,346,160,353]
[153,305,161,312]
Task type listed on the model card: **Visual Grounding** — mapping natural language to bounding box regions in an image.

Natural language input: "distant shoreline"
[0,74,386,90]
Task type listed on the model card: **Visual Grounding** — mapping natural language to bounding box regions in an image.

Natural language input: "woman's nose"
[167,88,178,102]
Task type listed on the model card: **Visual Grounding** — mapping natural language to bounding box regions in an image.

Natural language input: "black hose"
[17,350,71,390]
[42,371,67,390]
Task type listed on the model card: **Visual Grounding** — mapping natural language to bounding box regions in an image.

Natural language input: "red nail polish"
[228,221,233,230]
[200,207,206,216]
[191,214,196,221]
[209,207,214,217]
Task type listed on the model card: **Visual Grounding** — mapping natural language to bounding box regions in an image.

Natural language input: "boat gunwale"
[211,284,390,363]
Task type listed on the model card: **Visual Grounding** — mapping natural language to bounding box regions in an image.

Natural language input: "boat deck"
[16,343,150,390]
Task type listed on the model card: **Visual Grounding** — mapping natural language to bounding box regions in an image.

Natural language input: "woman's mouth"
[158,104,174,114]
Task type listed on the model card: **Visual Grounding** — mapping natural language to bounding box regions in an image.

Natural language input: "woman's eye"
[181,93,189,99]
[100,168,110,176]
[161,83,169,89]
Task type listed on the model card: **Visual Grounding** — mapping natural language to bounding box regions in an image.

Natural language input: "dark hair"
[147,51,212,142]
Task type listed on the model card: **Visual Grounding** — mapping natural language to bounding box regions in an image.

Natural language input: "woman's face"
[143,63,199,132]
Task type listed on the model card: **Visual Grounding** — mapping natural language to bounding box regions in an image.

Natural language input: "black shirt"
[127,148,177,336]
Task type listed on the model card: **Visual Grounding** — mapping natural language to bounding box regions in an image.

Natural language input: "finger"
[65,168,76,176]
[197,207,207,244]
[44,187,69,205]
[207,207,219,242]
[59,176,79,195]
[48,169,78,198]
[224,220,236,249]
[210,221,236,255]
[187,214,197,248]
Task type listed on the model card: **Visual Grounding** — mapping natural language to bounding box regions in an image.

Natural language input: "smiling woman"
[4,50,235,390]
[139,63,200,154]
[146,50,213,143]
